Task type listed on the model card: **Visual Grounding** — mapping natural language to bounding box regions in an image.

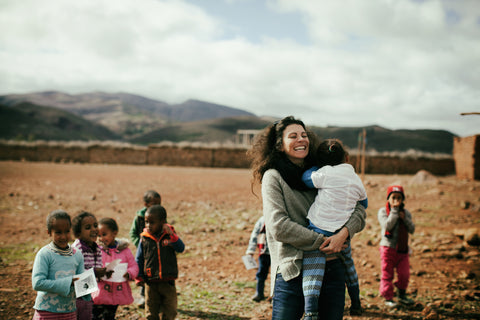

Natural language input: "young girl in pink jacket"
[92,218,139,320]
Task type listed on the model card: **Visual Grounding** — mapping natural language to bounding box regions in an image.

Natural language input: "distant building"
[453,134,480,180]
[236,130,260,146]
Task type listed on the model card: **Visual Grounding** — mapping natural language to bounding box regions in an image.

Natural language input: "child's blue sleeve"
[302,166,319,189]
[359,198,368,209]
[135,242,145,279]
[171,238,185,253]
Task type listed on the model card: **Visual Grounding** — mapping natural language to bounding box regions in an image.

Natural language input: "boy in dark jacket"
[135,205,185,320]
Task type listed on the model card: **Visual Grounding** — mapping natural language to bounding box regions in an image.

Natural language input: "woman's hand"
[319,227,349,254]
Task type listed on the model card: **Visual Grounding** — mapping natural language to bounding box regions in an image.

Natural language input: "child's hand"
[399,210,405,220]
[105,270,114,279]
[163,224,174,235]
[94,267,107,278]
[72,277,79,286]
[123,272,129,280]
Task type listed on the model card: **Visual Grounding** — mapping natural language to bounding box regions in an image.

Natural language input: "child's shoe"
[349,306,363,316]
[384,300,397,308]
[398,294,414,305]
[398,289,414,305]
[252,293,265,302]
[303,312,319,320]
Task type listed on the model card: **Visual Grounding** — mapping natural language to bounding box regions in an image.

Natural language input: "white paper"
[105,259,121,272]
[242,255,258,270]
[102,262,128,283]
[74,268,98,298]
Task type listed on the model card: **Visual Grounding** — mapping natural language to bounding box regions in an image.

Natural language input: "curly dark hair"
[46,210,71,233]
[247,115,319,186]
[72,211,96,237]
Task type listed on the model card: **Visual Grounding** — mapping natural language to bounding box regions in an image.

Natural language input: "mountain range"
[0,91,456,154]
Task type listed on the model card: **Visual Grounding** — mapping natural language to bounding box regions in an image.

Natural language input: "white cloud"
[0,0,479,137]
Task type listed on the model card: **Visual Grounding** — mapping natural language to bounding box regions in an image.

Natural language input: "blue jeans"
[272,259,346,320]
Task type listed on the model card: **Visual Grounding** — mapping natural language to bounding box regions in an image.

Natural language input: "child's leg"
[379,246,396,300]
[145,283,161,320]
[254,254,271,300]
[342,244,361,309]
[76,297,93,320]
[159,281,178,320]
[302,249,326,317]
[394,252,410,291]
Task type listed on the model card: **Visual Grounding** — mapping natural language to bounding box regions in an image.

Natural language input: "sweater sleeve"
[129,217,140,248]
[125,248,139,280]
[32,249,73,297]
[262,170,325,251]
[403,209,415,234]
[343,202,367,239]
[135,241,145,280]
[246,217,262,255]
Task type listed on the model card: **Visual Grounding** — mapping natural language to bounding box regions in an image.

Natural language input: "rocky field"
[0,161,479,319]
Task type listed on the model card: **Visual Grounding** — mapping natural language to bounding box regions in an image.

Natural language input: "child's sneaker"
[384,300,397,308]
[349,306,363,316]
[398,295,414,305]
[252,293,265,302]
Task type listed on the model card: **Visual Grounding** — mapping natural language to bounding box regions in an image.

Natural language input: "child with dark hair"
[92,217,139,320]
[135,205,185,320]
[129,190,162,247]
[301,139,368,318]
[129,190,162,306]
[32,210,84,320]
[72,211,110,320]
[378,185,415,307]
[245,215,270,302]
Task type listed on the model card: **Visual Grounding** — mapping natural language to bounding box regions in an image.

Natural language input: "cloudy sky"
[1,0,479,137]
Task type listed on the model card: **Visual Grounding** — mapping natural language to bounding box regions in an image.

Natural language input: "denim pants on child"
[380,246,410,300]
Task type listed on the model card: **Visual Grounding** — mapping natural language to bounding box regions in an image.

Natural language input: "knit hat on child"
[387,185,404,200]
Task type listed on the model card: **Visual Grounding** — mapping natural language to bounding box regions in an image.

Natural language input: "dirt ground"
[0,161,479,320]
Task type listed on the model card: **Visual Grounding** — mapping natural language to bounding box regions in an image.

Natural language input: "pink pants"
[379,246,410,300]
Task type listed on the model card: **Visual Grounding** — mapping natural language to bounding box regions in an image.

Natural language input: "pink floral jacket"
[92,239,139,306]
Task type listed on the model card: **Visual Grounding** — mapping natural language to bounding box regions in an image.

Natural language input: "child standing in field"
[32,210,84,320]
[135,205,185,320]
[301,139,368,318]
[92,218,139,320]
[129,190,161,307]
[245,215,270,302]
[72,211,110,320]
[378,185,415,307]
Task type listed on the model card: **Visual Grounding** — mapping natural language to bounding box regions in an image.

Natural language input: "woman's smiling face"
[281,124,309,166]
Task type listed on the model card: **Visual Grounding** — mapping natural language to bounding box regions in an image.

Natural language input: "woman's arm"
[262,170,324,251]
[320,202,367,254]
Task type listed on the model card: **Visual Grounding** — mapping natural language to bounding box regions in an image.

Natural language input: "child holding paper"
[92,218,139,320]
[72,211,110,320]
[32,210,84,320]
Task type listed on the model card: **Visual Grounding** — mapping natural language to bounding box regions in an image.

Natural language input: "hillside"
[0,91,456,154]
[0,102,119,141]
[0,92,254,139]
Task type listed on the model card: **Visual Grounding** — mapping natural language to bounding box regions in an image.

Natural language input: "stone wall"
[453,135,480,180]
[0,141,455,175]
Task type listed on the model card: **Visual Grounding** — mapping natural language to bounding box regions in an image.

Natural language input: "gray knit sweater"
[378,206,415,248]
[262,169,367,296]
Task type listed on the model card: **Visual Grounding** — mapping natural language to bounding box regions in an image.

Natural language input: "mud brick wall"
[0,142,90,163]
[88,145,147,165]
[0,141,456,175]
[148,145,216,167]
[453,135,480,180]
[362,156,454,175]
